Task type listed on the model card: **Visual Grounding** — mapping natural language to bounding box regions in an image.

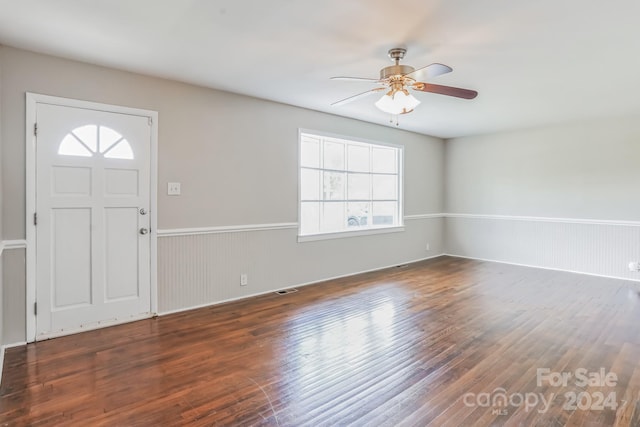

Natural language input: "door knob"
[139,228,149,235]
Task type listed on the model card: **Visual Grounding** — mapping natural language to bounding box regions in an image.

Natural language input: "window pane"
[99,126,123,153]
[372,175,397,200]
[58,134,93,157]
[347,173,371,200]
[321,202,346,233]
[301,135,320,168]
[323,171,345,200]
[104,140,134,160]
[372,147,397,173]
[347,144,370,172]
[372,202,397,226]
[301,202,320,235]
[347,202,370,228]
[324,140,345,170]
[300,168,320,200]
[72,125,98,153]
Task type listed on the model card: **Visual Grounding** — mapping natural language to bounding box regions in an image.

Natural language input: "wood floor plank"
[2,256,640,426]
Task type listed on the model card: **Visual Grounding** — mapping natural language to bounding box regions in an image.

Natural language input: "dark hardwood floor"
[2,256,640,426]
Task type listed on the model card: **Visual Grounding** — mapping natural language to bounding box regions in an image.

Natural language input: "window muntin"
[299,131,403,237]
[58,125,134,160]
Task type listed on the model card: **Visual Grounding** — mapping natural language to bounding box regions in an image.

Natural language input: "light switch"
[167,182,181,196]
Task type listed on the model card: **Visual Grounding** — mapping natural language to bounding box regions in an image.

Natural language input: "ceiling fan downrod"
[387,47,406,64]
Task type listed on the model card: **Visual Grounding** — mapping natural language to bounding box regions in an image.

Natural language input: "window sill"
[297,225,405,243]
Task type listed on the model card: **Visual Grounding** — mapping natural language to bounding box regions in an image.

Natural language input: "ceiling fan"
[331,48,478,117]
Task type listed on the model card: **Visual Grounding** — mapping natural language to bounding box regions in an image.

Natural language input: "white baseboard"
[0,341,26,385]
[4,341,27,349]
[0,345,4,385]
[445,253,640,283]
[159,254,445,316]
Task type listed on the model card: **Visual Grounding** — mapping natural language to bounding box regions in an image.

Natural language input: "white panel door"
[36,103,151,338]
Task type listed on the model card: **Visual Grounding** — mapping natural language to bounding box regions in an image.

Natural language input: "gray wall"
[445,117,640,279]
[1,46,444,343]
[445,117,640,219]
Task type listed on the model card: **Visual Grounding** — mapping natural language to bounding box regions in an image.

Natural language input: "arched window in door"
[58,124,134,159]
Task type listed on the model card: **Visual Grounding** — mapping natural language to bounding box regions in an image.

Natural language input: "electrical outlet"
[240,274,248,286]
[167,182,181,196]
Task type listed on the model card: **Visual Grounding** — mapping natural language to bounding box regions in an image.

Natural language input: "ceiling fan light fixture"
[331,47,476,120]
[374,93,398,114]
[375,90,420,115]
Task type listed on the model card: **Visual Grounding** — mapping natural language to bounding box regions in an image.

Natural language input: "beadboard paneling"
[158,217,443,313]
[445,215,640,281]
[2,248,26,344]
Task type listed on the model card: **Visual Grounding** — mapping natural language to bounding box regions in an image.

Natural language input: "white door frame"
[25,93,159,342]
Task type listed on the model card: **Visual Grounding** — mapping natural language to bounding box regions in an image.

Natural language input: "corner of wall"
[0,43,5,381]
[0,252,4,384]
[441,137,451,254]
[441,137,449,213]
[442,119,640,281]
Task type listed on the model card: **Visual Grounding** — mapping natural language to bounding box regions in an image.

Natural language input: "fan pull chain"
[389,114,400,126]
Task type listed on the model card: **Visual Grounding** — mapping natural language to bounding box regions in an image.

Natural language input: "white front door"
[35,102,152,339]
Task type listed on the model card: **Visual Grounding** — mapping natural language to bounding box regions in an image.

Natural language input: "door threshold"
[34,313,154,342]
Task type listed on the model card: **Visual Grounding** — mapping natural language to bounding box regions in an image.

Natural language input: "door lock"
[139,228,149,235]
[139,208,147,215]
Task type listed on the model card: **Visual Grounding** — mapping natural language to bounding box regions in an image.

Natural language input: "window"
[59,125,134,160]
[299,130,403,240]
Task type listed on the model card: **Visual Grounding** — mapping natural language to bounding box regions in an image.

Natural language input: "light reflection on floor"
[281,289,406,419]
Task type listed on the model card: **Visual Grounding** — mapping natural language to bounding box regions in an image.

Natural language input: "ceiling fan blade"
[404,63,452,79]
[330,76,381,83]
[331,87,386,107]
[413,82,478,99]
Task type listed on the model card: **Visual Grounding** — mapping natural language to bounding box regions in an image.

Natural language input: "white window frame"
[297,129,404,242]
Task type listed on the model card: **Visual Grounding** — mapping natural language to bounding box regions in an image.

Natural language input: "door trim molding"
[25,93,159,342]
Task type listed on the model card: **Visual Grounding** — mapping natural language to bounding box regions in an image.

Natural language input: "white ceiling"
[1,0,639,138]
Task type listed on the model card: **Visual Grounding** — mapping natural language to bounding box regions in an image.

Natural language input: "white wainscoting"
[2,241,29,346]
[157,216,444,314]
[445,214,640,281]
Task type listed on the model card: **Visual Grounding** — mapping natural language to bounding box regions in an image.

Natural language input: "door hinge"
[34,302,38,316]
[148,117,152,125]
[34,212,37,226]
[34,123,38,136]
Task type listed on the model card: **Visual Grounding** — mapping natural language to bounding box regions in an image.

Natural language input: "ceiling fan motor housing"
[381,48,414,80]
[380,64,415,80]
